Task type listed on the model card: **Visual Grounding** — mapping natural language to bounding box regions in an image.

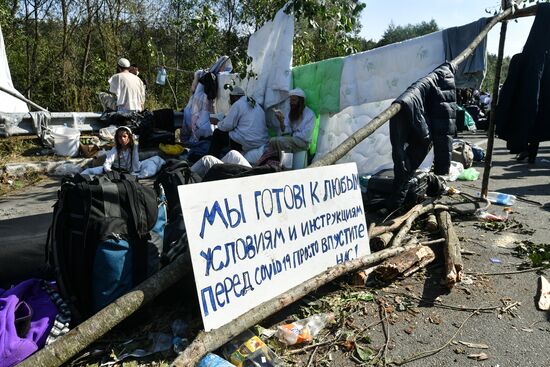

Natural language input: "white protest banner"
[178,163,369,331]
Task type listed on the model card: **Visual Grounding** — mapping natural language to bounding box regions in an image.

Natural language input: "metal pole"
[481,1,509,197]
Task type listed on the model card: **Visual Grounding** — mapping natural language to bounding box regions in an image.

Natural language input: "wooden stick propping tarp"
[0,85,48,112]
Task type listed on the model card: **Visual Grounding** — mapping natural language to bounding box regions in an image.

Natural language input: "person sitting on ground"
[108,58,146,113]
[181,70,215,144]
[268,88,315,155]
[207,86,268,159]
[103,126,141,174]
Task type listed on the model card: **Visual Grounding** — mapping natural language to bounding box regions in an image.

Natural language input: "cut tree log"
[374,245,435,281]
[371,232,394,251]
[425,213,438,232]
[370,203,424,238]
[171,243,419,367]
[436,209,464,288]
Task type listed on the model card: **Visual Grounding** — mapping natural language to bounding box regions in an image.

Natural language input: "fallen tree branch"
[390,200,437,248]
[436,209,464,288]
[19,255,192,367]
[470,267,546,276]
[171,244,419,367]
[370,201,426,238]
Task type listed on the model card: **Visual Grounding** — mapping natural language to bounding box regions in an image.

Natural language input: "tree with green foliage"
[0,0,367,112]
[376,19,439,48]
[481,53,511,94]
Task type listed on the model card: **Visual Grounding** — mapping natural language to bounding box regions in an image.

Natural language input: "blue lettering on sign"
[199,195,246,239]
[254,185,307,220]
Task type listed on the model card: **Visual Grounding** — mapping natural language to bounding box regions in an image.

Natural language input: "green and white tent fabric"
[301,30,446,175]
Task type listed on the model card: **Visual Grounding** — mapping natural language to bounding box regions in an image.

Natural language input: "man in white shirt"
[108,58,146,113]
[208,86,268,158]
[269,88,315,154]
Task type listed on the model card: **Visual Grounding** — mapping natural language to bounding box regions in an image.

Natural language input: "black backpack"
[153,160,200,268]
[154,159,201,221]
[46,172,158,321]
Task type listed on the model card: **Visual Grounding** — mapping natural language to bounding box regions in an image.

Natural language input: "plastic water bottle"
[478,191,516,206]
[276,312,335,345]
[156,67,167,85]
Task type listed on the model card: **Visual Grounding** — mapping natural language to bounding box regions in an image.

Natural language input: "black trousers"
[207,129,242,158]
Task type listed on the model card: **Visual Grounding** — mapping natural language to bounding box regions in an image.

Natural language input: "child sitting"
[103,126,140,174]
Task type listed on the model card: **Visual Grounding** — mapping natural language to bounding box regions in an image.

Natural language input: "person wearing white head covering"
[269,88,315,154]
[207,86,268,159]
[181,69,215,144]
[108,57,146,113]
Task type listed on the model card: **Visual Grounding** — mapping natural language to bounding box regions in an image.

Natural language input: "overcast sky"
[359,0,534,57]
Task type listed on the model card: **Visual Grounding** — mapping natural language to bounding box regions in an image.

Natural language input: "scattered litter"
[445,186,461,195]
[458,341,489,349]
[198,353,234,367]
[490,258,502,264]
[475,209,508,222]
[521,328,534,333]
[515,241,550,267]
[276,313,334,345]
[223,329,284,366]
[537,275,550,311]
[461,275,475,285]
[428,314,442,325]
[457,167,480,181]
[467,352,489,361]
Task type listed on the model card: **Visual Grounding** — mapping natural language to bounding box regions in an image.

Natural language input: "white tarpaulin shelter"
[0,25,29,113]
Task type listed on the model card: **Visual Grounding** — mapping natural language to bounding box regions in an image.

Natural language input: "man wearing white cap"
[108,57,146,113]
[208,86,268,159]
[269,88,315,154]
